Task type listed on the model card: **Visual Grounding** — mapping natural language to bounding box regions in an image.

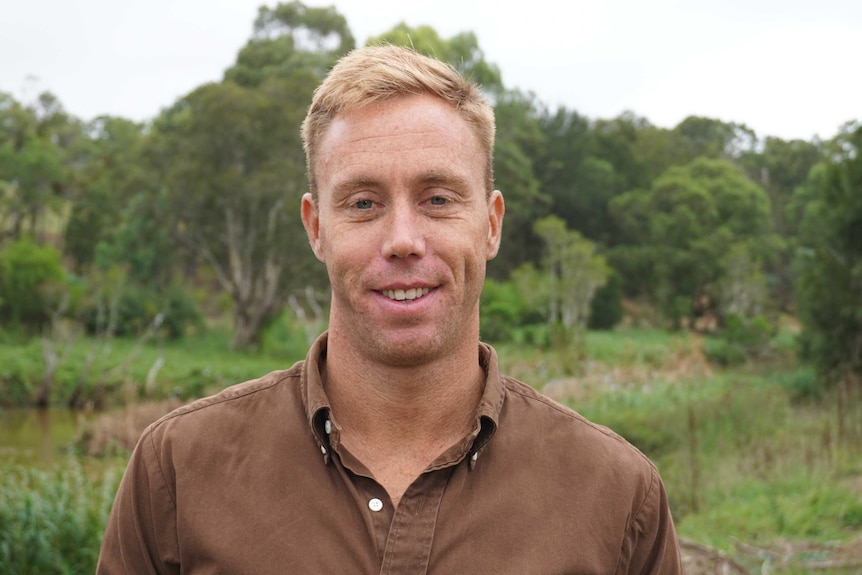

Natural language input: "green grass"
[0,461,124,575]
[0,324,312,408]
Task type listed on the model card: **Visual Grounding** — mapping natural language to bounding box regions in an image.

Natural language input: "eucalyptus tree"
[0,92,69,242]
[153,1,352,348]
[534,215,609,367]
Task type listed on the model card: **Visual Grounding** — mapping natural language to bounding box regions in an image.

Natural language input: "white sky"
[1,0,859,141]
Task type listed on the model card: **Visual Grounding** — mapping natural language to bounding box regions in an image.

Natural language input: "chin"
[368,332,454,367]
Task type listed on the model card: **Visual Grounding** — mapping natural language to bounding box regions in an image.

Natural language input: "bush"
[480,278,525,343]
[0,351,35,407]
[82,284,202,339]
[775,366,825,400]
[0,238,66,329]
[704,314,775,365]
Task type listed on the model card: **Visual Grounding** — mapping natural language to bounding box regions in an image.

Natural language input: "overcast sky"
[2,0,859,141]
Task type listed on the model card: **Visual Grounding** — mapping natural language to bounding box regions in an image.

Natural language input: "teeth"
[384,288,430,301]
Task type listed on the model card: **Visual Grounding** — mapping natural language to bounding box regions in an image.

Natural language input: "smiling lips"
[382,287,431,301]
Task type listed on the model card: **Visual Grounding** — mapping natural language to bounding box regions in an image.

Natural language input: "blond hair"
[301,45,495,199]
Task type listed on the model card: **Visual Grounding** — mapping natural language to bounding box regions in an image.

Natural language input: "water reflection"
[0,408,92,467]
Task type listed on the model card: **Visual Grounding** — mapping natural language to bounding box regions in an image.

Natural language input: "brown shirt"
[97,334,681,574]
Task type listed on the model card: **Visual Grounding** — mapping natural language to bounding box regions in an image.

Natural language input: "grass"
[516,330,862,573]
[0,460,124,575]
[0,324,312,408]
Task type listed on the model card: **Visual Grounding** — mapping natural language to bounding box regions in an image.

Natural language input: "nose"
[381,201,426,259]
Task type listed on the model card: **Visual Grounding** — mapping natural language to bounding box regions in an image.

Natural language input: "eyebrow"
[333,169,471,195]
[416,170,470,190]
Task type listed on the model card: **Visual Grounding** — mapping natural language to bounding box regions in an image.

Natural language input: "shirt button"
[324,419,332,434]
[368,498,384,512]
[320,445,327,455]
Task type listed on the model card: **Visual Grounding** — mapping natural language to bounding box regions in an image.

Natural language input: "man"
[97,45,681,574]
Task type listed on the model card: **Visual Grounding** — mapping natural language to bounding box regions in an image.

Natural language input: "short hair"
[301,44,496,200]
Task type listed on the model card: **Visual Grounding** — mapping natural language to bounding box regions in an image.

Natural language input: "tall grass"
[0,461,124,575]
[552,346,862,570]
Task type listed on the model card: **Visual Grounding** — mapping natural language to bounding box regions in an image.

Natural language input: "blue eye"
[355,199,373,210]
[429,196,447,206]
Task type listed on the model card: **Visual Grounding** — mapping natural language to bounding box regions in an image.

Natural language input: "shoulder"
[143,362,304,443]
[499,375,657,482]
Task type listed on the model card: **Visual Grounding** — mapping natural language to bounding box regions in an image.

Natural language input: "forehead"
[316,94,484,191]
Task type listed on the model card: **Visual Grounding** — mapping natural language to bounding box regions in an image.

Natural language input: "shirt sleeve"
[96,426,181,575]
[618,465,683,575]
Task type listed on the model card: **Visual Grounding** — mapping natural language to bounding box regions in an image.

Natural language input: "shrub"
[0,238,66,329]
[82,284,202,339]
[704,314,775,365]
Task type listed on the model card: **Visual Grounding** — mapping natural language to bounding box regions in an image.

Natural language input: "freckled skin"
[301,94,504,368]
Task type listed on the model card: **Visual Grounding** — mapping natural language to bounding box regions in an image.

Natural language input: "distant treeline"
[0,1,859,388]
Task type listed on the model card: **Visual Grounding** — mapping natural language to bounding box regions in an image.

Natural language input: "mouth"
[381,287,431,302]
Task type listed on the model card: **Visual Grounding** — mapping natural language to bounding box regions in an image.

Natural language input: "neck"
[323,330,484,448]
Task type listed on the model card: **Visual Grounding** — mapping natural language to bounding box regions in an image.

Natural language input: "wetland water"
[0,408,92,467]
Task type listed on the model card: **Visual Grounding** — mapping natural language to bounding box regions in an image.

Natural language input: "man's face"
[302,94,504,367]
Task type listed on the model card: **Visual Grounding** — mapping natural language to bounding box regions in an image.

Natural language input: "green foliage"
[0,462,122,575]
[94,188,177,288]
[480,266,549,345]
[0,345,37,406]
[489,90,551,275]
[611,157,775,327]
[0,237,65,328]
[227,1,354,87]
[703,314,775,366]
[63,116,149,273]
[479,278,522,343]
[260,309,324,360]
[154,6,337,348]
[774,365,824,401]
[534,215,610,332]
[0,92,73,241]
[588,269,623,330]
[794,126,862,384]
[80,284,202,340]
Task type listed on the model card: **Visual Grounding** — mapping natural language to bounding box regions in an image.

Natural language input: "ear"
[485,189,505,260]
[301,193,325,262]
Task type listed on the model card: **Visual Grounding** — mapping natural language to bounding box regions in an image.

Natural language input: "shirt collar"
[301,331,504,464]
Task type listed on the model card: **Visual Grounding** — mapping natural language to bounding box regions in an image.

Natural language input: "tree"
[534,215,609,368]
[490,90,550,275]
[152,2,346,348]
[0,93,69,243]
[739,136,823,310]
[673,116,757,162]
[226,1,354,88]
[795,125,862,384]
[64,116,149,272]
[610,157,776,328]
[535,107,621,245]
